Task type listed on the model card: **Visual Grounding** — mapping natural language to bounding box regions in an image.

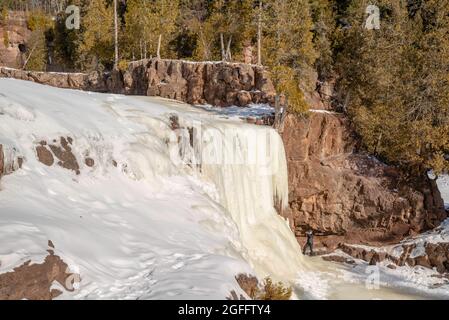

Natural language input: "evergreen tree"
[23,10,53,71]
[180,0,215,60]
[309,0,336,81]
[77,0,114,70]
[336,0,449,176]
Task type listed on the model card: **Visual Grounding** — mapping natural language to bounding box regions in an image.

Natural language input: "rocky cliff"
[281,112,447,253]
[0,59,276,107]
[0,11,29,68]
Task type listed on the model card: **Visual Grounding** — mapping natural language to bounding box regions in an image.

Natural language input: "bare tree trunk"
[220,33,226,61]
[22,43,38,70]
[156,34,162,59]
[257,0,263,65]
[113,0,119,70]
[139,39,143,60]
[226,35,232,62]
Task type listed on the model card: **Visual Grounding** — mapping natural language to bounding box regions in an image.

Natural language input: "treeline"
[0,0,70,13]
[335,0,449,177]
[0,0,448,176]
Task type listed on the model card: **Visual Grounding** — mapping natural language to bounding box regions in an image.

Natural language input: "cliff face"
[0,59,276,107]
[281,112,447,252]
[120,59,276,106]
[0,12,29,68]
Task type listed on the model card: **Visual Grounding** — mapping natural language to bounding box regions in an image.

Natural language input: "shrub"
[234,274,292,300]
[271,65,309,115]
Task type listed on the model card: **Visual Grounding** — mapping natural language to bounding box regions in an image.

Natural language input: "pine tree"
[77,0,114,71]
[262,0,317,72]
[336,0,449,176]
[309,0,336,80]
[23,9,52,71]
[261,0,317,114]
[180,0,215,60]
[207,0,253,61]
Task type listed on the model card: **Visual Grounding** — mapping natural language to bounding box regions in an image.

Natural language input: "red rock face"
[0,242,78,300]
[123,59,276,107]
[0,59,276,107]
[35,137,80,175]
[0,11,30,68]
[281,112,447,251]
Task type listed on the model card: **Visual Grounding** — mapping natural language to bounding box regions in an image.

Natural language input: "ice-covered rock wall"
[170,115,304,279]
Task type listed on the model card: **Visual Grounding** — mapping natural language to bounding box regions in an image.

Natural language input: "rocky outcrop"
[0,242,78,300]
[0,59,276,107]
[118,59,275,106]
[0,67,108,92]
[36,138,80,175]
[339,242,449,274]
[0,11,30,68]
[281,112,447,252]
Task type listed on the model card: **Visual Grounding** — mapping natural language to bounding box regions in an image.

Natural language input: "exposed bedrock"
[0,59,276,107]
[281,112,447,253]
[337,242,449,275]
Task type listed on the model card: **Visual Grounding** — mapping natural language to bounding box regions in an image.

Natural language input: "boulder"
[49,137,80,175]
[36,145,54,167]
[85,157,95,167]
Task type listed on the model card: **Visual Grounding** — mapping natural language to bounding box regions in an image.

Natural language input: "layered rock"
[112,59,275,106]
[0,67,108,92]
[0,59,276,107]
[281,112,447,252]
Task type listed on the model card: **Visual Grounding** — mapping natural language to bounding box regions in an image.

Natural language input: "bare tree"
[113,0,119,70]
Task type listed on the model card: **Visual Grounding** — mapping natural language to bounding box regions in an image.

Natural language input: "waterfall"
[169,114,305,280]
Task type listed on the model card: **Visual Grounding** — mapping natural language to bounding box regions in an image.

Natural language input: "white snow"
[1,78,447,300]
[0,78,301,299]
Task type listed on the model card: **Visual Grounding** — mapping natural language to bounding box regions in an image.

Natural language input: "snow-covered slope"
[0,78,301,299]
